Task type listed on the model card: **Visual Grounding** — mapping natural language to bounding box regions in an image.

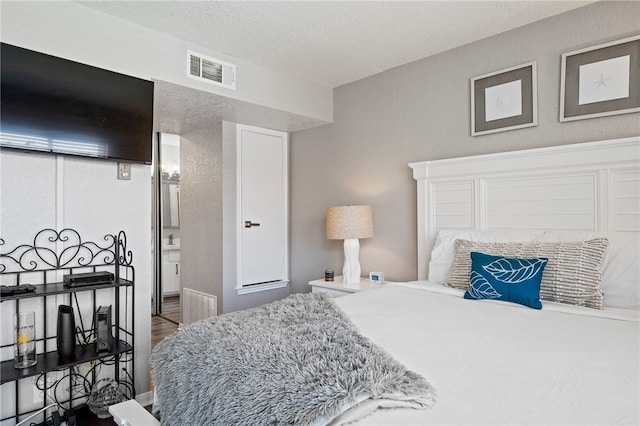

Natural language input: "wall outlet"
[117,162,131,180]
[33,377,44,403]
[33,372,61,404]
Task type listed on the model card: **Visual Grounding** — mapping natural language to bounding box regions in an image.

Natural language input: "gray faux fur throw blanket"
[150,292,435,425]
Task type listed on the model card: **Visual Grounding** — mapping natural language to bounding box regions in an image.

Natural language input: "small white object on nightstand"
[109,400,159,426]
[308,275,384,297]
[369,271,385,283]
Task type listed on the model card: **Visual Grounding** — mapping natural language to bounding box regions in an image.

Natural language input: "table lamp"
[326,205,373,283]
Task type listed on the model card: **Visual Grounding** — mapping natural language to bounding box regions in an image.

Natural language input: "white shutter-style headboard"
[409,136,640,280]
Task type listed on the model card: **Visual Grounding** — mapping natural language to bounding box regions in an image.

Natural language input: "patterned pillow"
[464,252,548,309]
[445,238,609,309]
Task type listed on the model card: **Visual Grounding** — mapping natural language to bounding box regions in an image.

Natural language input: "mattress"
[334,282,640,425]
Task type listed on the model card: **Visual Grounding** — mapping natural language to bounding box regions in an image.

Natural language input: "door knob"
[244,221,261,228]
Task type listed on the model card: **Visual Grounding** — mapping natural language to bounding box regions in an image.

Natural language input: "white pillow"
[428,229,546,284]
[539,231,640,311]
[428,229,640,311]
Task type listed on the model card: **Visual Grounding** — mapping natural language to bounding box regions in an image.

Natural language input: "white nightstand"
[109,399,160,426]
[309,275,384,297]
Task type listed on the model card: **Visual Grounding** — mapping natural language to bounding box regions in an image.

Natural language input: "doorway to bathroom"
[153,132,181,325]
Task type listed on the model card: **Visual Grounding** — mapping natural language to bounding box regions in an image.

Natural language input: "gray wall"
[155,81,318,316]
[180,121,224,314]
[290,1,640,291]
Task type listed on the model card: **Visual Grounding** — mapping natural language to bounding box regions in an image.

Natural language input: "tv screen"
[1,43,153,164]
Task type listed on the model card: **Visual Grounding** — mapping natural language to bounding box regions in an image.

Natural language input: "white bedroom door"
[237,124,288,290]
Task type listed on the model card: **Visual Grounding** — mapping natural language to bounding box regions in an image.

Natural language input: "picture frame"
[560,35,640,122]
[471,61,537,136]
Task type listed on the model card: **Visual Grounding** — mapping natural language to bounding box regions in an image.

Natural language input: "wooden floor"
[151,296,181,349]
[151,315,178,349]
[160,295,181,323]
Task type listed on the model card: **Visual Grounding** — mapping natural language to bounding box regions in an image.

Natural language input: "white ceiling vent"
[187,50,236,90]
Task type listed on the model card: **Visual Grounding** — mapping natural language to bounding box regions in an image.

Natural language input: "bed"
[151,136,640,425]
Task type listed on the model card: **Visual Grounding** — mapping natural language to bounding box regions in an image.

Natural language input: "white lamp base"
[342,238,361,283]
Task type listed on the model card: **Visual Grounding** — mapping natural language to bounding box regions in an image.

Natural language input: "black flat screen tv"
[1,43,153,164]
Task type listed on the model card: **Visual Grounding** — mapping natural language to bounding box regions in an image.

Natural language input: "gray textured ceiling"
[79,1,592,88]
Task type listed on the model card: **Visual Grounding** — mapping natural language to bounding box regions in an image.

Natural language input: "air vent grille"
[187,50,236,90]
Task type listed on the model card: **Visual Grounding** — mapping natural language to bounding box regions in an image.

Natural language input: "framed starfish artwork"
[560,35,640,122]
[470,62,537,136]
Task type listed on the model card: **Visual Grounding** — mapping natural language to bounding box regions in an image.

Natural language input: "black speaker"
[56,305,76,358]
[96,306,113,352]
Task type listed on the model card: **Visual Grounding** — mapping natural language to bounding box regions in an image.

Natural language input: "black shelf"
[0,279,133,302]
[1,229,135,423]
[0,340,132,384]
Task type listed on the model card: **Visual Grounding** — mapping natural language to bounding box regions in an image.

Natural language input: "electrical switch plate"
[32,373,56,403]
[117,162,131,180]
[33,371,62,403]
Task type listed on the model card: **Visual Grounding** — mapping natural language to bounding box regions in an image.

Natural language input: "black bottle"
[56,305,76,358]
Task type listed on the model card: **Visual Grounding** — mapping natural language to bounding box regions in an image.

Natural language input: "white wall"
[289,1,640,291]
[0,1,332,124]
[0,150,152,399]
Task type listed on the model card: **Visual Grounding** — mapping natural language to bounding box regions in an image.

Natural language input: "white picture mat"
[470,61,537,136]
[578,55,630,105]
[559,34,640,122]
[485,80,523,121]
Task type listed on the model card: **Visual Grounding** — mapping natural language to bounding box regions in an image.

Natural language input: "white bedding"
[334,282,640,425]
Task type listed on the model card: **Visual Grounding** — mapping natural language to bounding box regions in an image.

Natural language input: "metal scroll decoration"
[115,230,133,267]
[0,228,131,273]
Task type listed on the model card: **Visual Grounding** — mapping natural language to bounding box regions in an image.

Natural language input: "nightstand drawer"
[308,275,385,297]
[311,286,351,298]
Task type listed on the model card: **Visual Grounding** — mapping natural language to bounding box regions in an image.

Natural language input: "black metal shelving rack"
[0,229,135,424]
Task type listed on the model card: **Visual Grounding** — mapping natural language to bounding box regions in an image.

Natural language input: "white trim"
[236,280,289,295]
[55,156,65,284]
[235,124,289,292]
[236,127,243,288]
[56,156,64,230]
[409,136,640,280]
[409,137,640,178]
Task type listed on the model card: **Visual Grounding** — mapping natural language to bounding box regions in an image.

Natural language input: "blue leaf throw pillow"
[463,252,548,309]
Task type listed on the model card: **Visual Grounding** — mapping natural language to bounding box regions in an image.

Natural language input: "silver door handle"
[244,221,261,228]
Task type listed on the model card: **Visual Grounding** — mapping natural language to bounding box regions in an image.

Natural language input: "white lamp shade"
[326,205,373,240]
[326,205,373,283]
